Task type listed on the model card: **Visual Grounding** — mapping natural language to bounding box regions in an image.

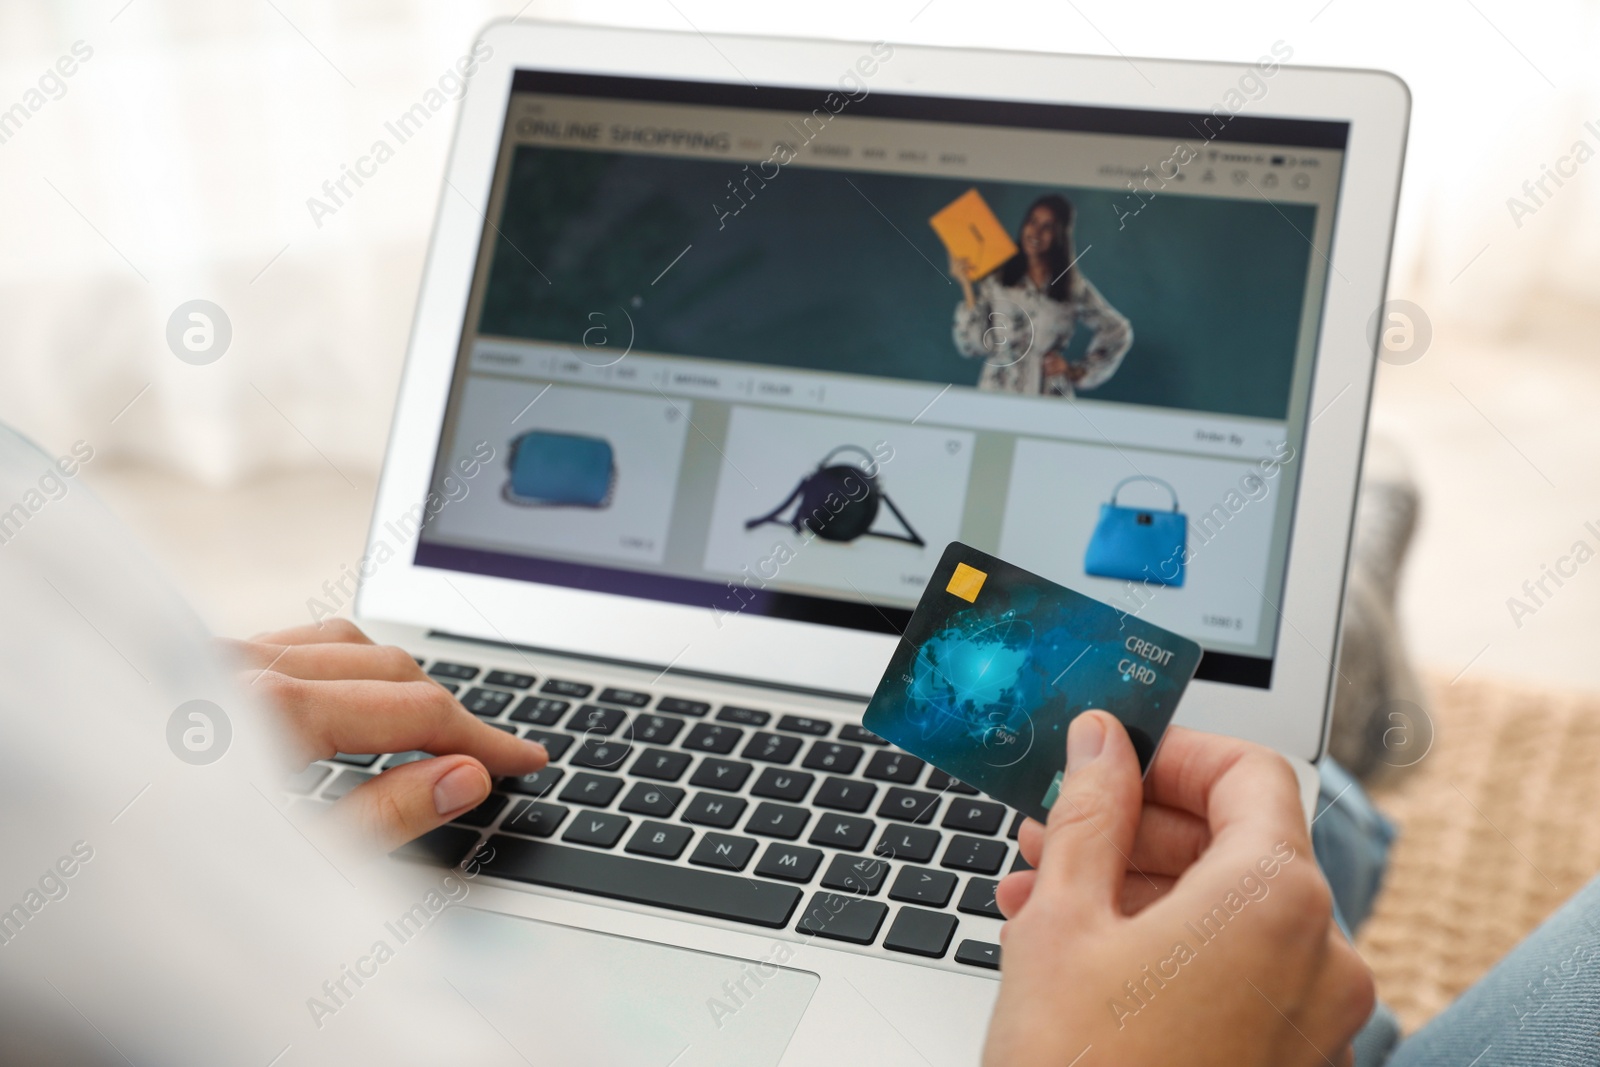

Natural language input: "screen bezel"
[356,18,1409,763]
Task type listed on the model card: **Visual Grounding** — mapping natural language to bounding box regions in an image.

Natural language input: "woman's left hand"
[226,619,548,852]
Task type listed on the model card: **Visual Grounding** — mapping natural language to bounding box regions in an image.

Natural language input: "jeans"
[1315,761,1600,1067]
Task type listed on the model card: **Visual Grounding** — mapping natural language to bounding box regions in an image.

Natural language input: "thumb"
[1032,711,1145,920]
[333,755,492,854]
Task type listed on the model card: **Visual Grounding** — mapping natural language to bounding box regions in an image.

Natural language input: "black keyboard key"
[750,768,814,803]
[927,770,981,795]
[561,810,630,848]
[484,670,535,690]
[955,939,1001,970]
[796,893,887,944]
[864,750,924,784]
[688,757,752,792]
[942,799,1007,835]
[558,772,624,807]
[630,748,692,782]
[801,741,863,775]
[755,844,823,883]
[684,723,743,754]
[656,697,710,717]
[479,836,800,928]
[742,732,802,765]
[625,821,692,860]
[839,724,887,745]
[598,687,651,707]
[285,764,332,794]
[942,835,1008,874]
[958,877,1004,918]
[393,824,479,866]
[777,715,831,736]
[889,866,958,907]
[322,769,374,799]
[427,661,479,681]
[820,853,889,895]
[1008,811,1026,840]
[809,813,875,852]
[619,782,685,818]
[813,777,877,813]
[451,793,509,828]
[745,802,810,840]
[879,787,942,825]
[875,824,942,864]
[689,832,758,872]
[519,728,573,762]
[567,704,627,735]
[541,678,593,698]
[627,714,686,746]
[510,697,569,726]
[884,907,958,959]
[501,766,565,797]
[488,723,518,735]
[569,737,632,771]
[504,801,569,838]
[460,688,514,718]
[332,752,379,767]
[717,705,770,726]
[384,750,432,770]
[682,793,747,829]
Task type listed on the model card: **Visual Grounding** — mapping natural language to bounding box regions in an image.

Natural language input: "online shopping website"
[417,71,1348,688]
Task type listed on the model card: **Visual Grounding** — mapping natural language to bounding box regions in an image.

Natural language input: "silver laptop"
[326,20,1408,1065]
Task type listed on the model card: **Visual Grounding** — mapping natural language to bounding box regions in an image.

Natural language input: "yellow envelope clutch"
[929,189,1018,281]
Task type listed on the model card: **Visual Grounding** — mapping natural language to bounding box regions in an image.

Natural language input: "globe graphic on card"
[907,612,1037,767]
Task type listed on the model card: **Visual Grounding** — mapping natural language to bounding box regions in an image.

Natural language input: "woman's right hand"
[983,713,1373,1067]
[949,254,977,307]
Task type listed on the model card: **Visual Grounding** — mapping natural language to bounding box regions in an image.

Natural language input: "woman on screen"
[950,193,1132,396]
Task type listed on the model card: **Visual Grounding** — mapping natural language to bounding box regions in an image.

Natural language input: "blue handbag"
[1083,475,1187,587]
[503,431,616,508]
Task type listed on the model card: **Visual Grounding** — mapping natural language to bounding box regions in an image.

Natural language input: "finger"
[225,639,425,683]
[1117,872,1177,915]
[248,618,375,646]
[1000,864,1178,919]
[1143,727,1307,849]
[261,674,546,776]
[1019,803,1210,878]
[1032,711,1145,917]
[995,869,1036,919]
[1126,804,1211,876]
[332,755,491,853]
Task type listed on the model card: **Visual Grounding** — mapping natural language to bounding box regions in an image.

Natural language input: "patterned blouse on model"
[950,194,1133,396]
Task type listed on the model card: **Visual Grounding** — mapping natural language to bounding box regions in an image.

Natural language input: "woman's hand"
[949,254,977,307]
[983,713,1374,1067]
[1042,352,1089,382]
[228,619,547,852]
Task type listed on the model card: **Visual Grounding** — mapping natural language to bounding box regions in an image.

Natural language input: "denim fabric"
[1314,759,1398,937]
[1382,874,1600,1066]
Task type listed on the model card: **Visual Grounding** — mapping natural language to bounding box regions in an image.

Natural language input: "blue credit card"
[862,542,1204,822]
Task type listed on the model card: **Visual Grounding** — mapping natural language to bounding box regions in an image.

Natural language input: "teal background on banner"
[479,145,1319,421]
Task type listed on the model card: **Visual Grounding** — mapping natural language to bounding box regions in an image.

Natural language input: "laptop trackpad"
[435,908,819,1066]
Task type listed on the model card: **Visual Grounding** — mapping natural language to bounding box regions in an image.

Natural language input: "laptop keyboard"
[294,656,1014,973]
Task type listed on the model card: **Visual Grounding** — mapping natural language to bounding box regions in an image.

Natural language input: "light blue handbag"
[1083,475,1187,587]
[503,431,616,508]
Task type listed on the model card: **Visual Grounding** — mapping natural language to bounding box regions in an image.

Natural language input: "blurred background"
[3,0,1599,1034]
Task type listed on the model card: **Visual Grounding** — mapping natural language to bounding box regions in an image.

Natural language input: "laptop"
[329,20,1408,1066]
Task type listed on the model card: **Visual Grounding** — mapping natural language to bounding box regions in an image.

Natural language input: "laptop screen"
[416,64,1349,690]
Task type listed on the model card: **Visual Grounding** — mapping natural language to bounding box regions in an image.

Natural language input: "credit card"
[862,543,1203,822]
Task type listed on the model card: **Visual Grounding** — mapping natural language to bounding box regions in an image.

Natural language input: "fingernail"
[433,764,488,815]
[1067,713,1105,775]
